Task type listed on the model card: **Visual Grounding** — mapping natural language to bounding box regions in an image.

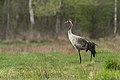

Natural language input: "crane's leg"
[78,50,81,64]
[90,53,92,61]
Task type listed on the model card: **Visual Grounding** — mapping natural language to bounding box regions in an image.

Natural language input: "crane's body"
[65,19,96,63]
[68,30,88,50]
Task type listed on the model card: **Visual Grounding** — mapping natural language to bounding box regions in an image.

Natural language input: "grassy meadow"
[0,39,120,80]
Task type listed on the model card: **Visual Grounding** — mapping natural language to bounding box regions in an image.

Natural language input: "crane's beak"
[64,21,68,24]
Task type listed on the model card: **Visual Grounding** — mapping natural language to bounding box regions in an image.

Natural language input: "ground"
[0,38,120,80]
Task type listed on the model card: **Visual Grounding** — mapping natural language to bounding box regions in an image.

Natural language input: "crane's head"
[64,19,73,26]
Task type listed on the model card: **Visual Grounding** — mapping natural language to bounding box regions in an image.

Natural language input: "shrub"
[104,59,120,70]
[93,69,120,80]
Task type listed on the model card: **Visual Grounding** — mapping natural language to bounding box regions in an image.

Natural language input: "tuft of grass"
[104,59,120,70]
[93,69,120,80]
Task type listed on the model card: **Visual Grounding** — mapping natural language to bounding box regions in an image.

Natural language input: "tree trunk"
[14,0,20,39]
[113,0,117,36]
[5,0,10,40]
[1,0,7,40]
[55,0,62,39]
[55,12,60,39]
[0,0,11,40]
[29,0,35,39]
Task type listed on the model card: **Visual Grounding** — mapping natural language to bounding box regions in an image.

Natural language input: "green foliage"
[33,0,61,16]
[93,69,120,80]
[104,59,120,70]
[59,0,115,37]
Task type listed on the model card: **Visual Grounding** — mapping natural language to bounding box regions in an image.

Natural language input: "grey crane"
[64,19,96,64]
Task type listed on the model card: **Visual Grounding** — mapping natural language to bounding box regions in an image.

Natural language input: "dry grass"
[96,36,120,52]
[0,45,75,53]
[0,40,75,54]
[0,36,120,53]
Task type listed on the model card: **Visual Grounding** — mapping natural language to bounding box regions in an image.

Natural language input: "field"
[0,39,120,80]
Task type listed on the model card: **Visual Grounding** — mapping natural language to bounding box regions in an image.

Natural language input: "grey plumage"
[65,19,96,63]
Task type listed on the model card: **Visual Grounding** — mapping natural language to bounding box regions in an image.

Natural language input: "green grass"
[0,51,120,80]
[0,41,52,46]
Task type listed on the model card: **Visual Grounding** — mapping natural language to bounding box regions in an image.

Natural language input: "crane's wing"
[75,37,88,49]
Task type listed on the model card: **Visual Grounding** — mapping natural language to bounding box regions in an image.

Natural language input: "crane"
[64,19,96,64]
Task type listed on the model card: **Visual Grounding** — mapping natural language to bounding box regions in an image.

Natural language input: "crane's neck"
[68,23,73,34]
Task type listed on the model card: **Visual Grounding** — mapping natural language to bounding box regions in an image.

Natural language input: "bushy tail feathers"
[86,42,96,57]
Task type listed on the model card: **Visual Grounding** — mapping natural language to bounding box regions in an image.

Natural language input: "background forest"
[0,0,120,41]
